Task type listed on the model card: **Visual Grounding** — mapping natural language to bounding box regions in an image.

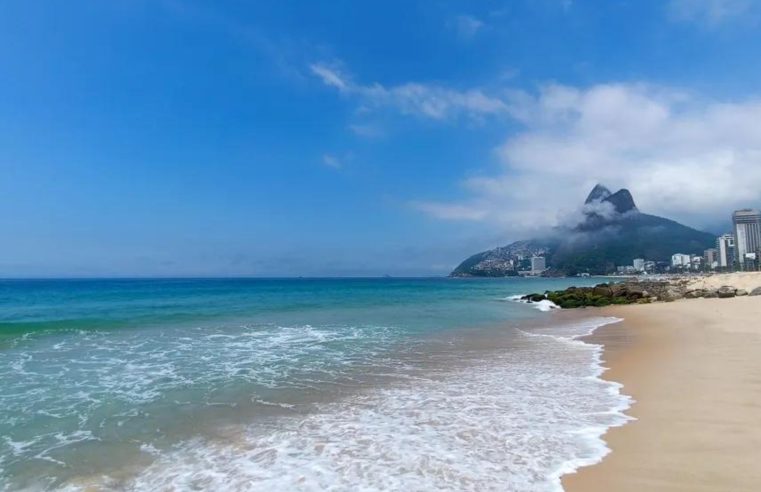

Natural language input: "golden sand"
[563,296,761,492]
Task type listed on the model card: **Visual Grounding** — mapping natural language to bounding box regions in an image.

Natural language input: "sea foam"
[112,317,631,492]
[505,294,560,311]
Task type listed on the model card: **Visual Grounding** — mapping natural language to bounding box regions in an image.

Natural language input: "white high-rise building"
[716,233,735,268]
[671,253,691,268]
[633,258,645,272]
[733,209,761,270]
[530,256,546,273]
[703,248,718,269]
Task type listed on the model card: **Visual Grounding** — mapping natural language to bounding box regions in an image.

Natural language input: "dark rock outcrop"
[519,277,761,309]
[521,281,670,308]
[717,286,736,298]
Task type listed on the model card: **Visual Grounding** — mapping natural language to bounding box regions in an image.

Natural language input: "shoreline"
[562,296,761,491]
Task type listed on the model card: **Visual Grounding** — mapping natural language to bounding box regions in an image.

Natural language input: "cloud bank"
[415,83,761,233]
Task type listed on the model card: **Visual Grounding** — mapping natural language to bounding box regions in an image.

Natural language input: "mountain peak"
[604,188,637,214]
[583,184,638,214]
[584,184,612,204]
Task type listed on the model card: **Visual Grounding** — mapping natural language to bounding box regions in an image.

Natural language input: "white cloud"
[415,83,761,233]
[310,64,350,92]
[322,153,343,169]
[451,15,484,40]
[667,0,756,25]
[310,62,509,121]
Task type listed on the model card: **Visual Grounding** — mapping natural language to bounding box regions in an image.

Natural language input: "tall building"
[703,248,718,269]
[716,233,735,269]
[530,256,546,273]
[632,258,645,272]
[733,209,761,270]
[671,253,691,268]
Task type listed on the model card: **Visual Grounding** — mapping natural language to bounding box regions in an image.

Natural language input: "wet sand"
[563,296,761,491]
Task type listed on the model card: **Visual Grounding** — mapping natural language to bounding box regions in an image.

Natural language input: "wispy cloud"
[450,15,484,40]
[310,63,350,91]
[414,83,761,233]
[322,153,343,169]
[309,63,509,121]
[667,0,756,26]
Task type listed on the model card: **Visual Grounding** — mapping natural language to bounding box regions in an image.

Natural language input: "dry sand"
[683,271,761,292]
[563,296,761,492]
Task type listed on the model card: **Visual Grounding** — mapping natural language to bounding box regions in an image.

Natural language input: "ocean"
[0,277,631,491]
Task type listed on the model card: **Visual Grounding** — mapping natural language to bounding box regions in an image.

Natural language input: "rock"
[592,284,612,297]
[717,286,736,299]
[521,293,546,303]
[610,284,627,297]
[662,286,685,302]
[684,289,705,299]
[537,278,751,310]
[625,285,647,300]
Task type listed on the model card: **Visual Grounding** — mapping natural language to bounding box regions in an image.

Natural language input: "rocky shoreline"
[522,276,761,309]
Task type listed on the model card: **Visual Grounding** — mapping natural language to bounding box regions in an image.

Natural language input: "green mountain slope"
[451,185,717,276]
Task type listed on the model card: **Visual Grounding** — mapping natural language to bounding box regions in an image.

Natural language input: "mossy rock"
[592,297,612,307]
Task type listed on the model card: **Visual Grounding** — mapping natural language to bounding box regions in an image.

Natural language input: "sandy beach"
[563,293,761,491]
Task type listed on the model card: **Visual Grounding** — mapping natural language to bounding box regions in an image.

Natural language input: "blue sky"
[2,0,761,277]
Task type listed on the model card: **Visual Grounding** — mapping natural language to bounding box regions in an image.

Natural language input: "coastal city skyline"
[495,205,761,277]
[611,207,761,274]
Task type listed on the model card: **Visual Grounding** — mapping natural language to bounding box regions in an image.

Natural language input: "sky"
[2,0,761,277]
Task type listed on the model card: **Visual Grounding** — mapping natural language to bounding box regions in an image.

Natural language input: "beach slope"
[564,296,761,491]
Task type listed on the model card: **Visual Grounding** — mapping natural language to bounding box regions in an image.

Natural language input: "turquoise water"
[0,277,629,491]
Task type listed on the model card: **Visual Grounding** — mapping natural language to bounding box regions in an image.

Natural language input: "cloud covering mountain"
[451,184,717,276]
[413,83,761,235]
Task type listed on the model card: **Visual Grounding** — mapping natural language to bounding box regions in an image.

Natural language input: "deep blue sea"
[0,277,630,491]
